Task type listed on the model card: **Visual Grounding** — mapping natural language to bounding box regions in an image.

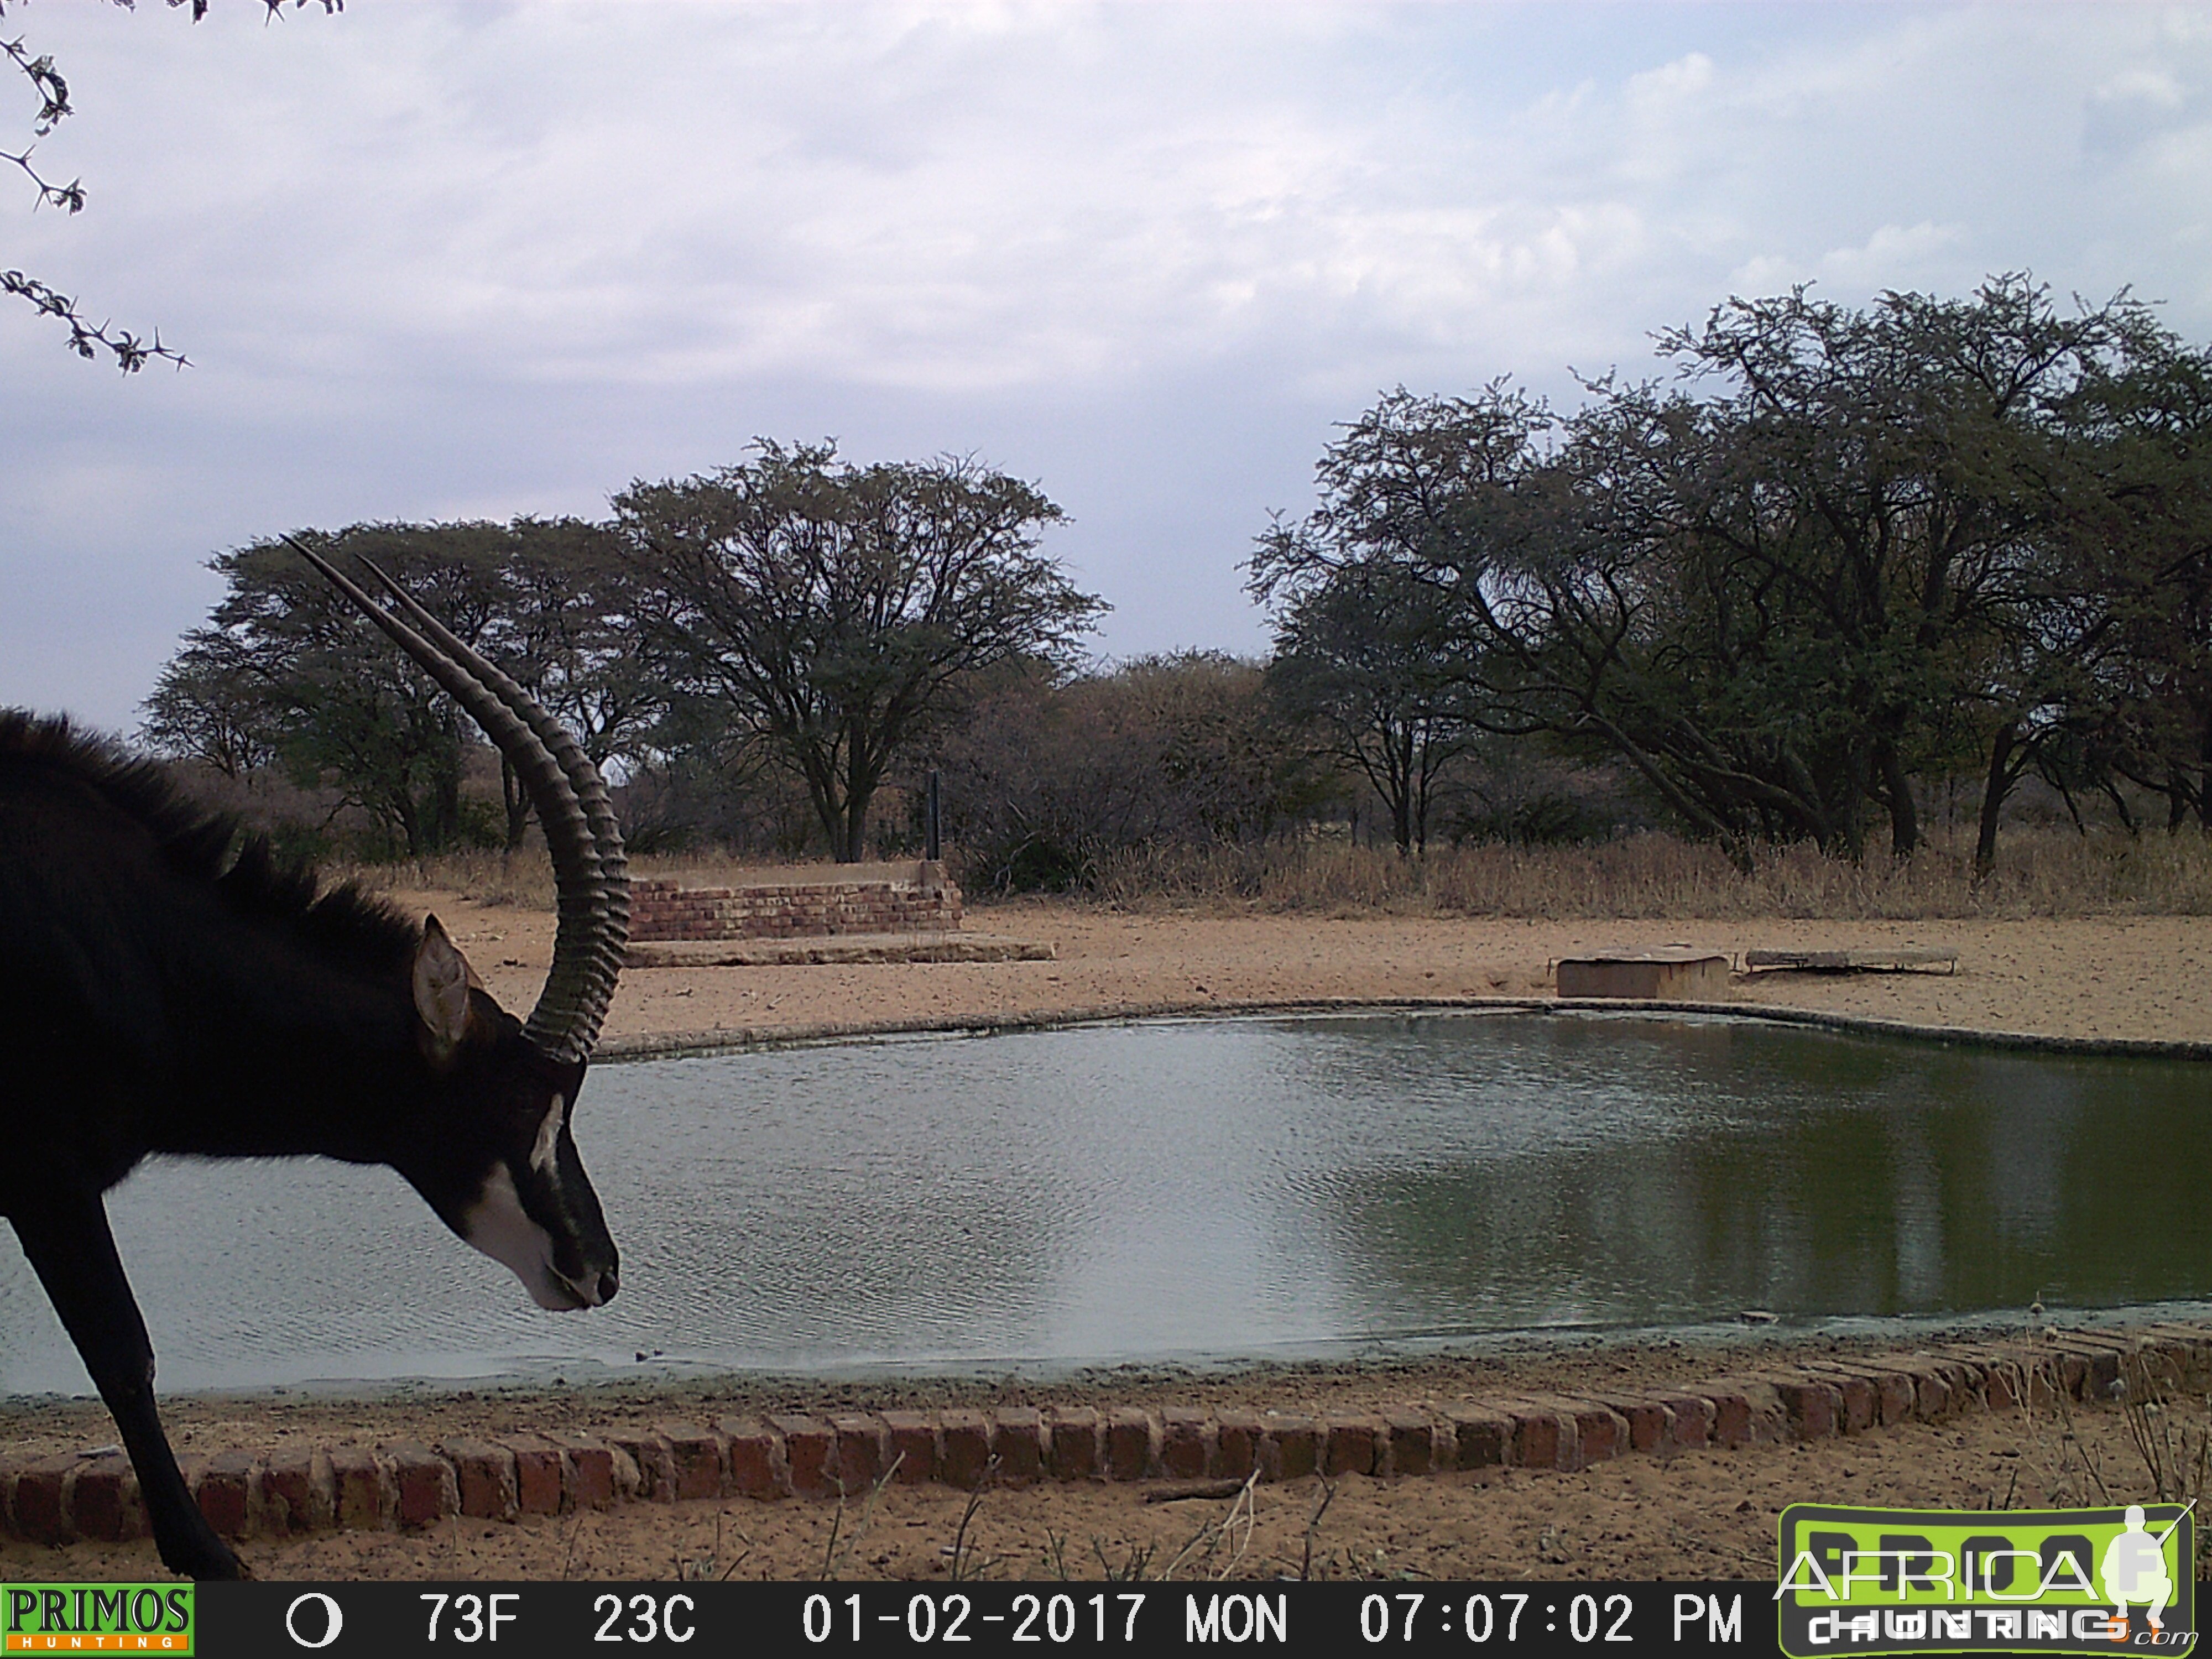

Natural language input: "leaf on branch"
[1,37,71,133]
[1,270,189,371]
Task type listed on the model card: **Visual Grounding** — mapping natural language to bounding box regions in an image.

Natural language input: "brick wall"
[2,1326,2192,1546]
[630,863,962,942]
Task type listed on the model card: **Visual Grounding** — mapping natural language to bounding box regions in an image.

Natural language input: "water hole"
[2,1010,2205,1394]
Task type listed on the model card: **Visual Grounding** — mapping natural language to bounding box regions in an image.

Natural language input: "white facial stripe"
[529,1094,568,1178]
[461,1164,593,1311]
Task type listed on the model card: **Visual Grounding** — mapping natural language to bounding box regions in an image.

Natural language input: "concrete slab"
[1556,948,1731,1000]
[1744,948,1958,974]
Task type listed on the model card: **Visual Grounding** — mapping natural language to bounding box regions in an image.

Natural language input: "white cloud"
[2097,67,2185,110]
[4,2,2212,727]
[1819,222,1968,289]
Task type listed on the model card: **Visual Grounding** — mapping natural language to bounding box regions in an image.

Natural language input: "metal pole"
[925,768,942,862]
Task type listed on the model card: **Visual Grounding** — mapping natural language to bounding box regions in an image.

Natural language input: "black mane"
[0,709,421,974]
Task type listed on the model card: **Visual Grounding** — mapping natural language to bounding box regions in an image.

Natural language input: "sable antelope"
[0,542,628,1580]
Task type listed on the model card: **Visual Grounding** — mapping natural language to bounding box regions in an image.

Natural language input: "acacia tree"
[144,526,510,857]
[142,519,653,857]
[1636,277,2168,862]
[1270,283,2180,866]
[1249,386,1512,856]
[1252,550,1472,855]
[1249,382,1577,839]
[483,517,660,847]
[139,626,278,778]
[2044,338,2212,839]
[616,441,1105,862]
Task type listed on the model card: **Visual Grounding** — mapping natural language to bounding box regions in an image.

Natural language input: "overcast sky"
[4,2,2209,734]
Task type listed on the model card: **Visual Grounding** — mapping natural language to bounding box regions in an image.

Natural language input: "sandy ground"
[5,895,2209,1583]
[413,898,2212,1052]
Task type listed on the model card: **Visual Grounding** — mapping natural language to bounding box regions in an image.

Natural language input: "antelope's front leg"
[7,1186,246,1580]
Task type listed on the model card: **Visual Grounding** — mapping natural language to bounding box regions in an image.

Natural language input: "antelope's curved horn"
[286,535,629,1063]
[346,554,630,1059]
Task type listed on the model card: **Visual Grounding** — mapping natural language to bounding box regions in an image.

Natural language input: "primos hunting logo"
[1778,1503,2195,1656]
[1,1587,194,1654]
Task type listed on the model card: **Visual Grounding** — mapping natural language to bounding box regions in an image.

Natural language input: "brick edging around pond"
[4,1323,2205,1550]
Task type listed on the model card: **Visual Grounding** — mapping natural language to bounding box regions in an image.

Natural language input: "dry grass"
[337,828,2212,923]
[2017,1349,2212,1580]
[332,849,554,910]
[1090,828,2212,921]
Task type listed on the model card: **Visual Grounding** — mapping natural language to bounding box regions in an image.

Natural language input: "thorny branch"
[1,268,185,369]
[3,143,84,213]
[3,0,341,371]
[2,29,71,135]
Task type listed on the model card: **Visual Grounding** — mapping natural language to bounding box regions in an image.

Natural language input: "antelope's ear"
[412,914,482,1064]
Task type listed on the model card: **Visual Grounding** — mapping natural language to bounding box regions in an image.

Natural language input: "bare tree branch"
[3,0,341,371]
[2,145,84,213]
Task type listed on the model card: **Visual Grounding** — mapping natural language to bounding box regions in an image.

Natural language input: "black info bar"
[155,1581,1770,1658]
